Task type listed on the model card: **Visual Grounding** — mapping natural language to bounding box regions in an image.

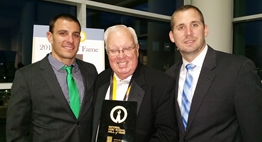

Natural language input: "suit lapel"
[172,61,186,133]
[39,56,73,116]
[77,60,93,120]
[128,81,145,114]
[94,82,110,121]
[128,63,145,114]
[92,72,111,140]
[187,46,216,130]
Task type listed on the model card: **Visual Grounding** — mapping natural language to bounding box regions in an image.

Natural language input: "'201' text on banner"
[32,25,105,73]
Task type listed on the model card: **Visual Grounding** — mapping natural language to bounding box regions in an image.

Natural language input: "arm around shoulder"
[150,76,179,142]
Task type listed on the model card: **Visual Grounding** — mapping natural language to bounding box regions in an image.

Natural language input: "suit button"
[76,121,80,125]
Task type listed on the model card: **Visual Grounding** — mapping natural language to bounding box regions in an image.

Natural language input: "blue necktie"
[181,64,195,130]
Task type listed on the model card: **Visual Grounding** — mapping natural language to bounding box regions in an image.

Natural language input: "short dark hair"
[49,13,81,33]
[170,5,205,30]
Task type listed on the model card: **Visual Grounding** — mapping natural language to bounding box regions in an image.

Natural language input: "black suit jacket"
[6,55,98,142]
[166,46,262,142]
[92,63,179,142]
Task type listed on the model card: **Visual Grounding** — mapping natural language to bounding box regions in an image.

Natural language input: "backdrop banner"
[32,25,105,73]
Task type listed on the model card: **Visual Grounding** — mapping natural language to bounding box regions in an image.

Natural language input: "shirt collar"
[48,53,79,72]
[182,44,208,69]
[114,73,132,84]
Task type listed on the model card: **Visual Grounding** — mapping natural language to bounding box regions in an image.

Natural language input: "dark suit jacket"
[166,46,262,142]
[92,63,179,142]
[6,55,98,142]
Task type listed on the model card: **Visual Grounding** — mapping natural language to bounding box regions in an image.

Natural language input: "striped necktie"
[181,64,196,130]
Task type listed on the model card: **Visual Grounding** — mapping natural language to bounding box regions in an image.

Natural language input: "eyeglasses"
[107,45,136,56]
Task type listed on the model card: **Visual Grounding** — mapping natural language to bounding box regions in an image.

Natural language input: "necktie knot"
[63,66,73,74]
[185,64,196,71]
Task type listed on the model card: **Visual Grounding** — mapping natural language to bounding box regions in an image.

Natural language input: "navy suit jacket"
[166,46,262,142]
[92,63,179,142]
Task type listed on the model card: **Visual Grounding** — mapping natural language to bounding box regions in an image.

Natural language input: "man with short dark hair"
[6,13,98,142]
[167,5,262,142]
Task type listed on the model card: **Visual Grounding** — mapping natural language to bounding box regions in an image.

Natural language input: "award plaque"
[97,100,137,142]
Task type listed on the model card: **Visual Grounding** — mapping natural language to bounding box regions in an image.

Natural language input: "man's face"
[107,28,139,80]
[169,8,208,61]
[47,18,81,65]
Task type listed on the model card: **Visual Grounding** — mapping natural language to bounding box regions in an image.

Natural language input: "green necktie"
[63,66,80,118]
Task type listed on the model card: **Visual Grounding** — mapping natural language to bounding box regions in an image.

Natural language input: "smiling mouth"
[184,40,195,44]
[117,61,127,66]
[63,46,74,50]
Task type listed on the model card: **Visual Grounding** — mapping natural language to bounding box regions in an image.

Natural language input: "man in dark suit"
[91,25,179,142]
[6,14,98,142]
[166,5,262,142]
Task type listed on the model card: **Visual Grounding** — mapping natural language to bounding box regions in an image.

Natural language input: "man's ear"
[136,44,140,58]
[169,31,175,43]
[137,43,140,50]
[46,32,53,44]
[204,24,209,37]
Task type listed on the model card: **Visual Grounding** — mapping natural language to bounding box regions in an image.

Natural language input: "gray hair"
[104,24,138,50]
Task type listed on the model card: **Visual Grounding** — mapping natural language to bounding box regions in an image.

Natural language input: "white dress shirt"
[177,45,208,110]
[105,74,132,101]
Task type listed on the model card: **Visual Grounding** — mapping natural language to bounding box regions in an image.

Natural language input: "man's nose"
[67,35,74,43]
[185,27,193,35]
[117,50,125,58]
